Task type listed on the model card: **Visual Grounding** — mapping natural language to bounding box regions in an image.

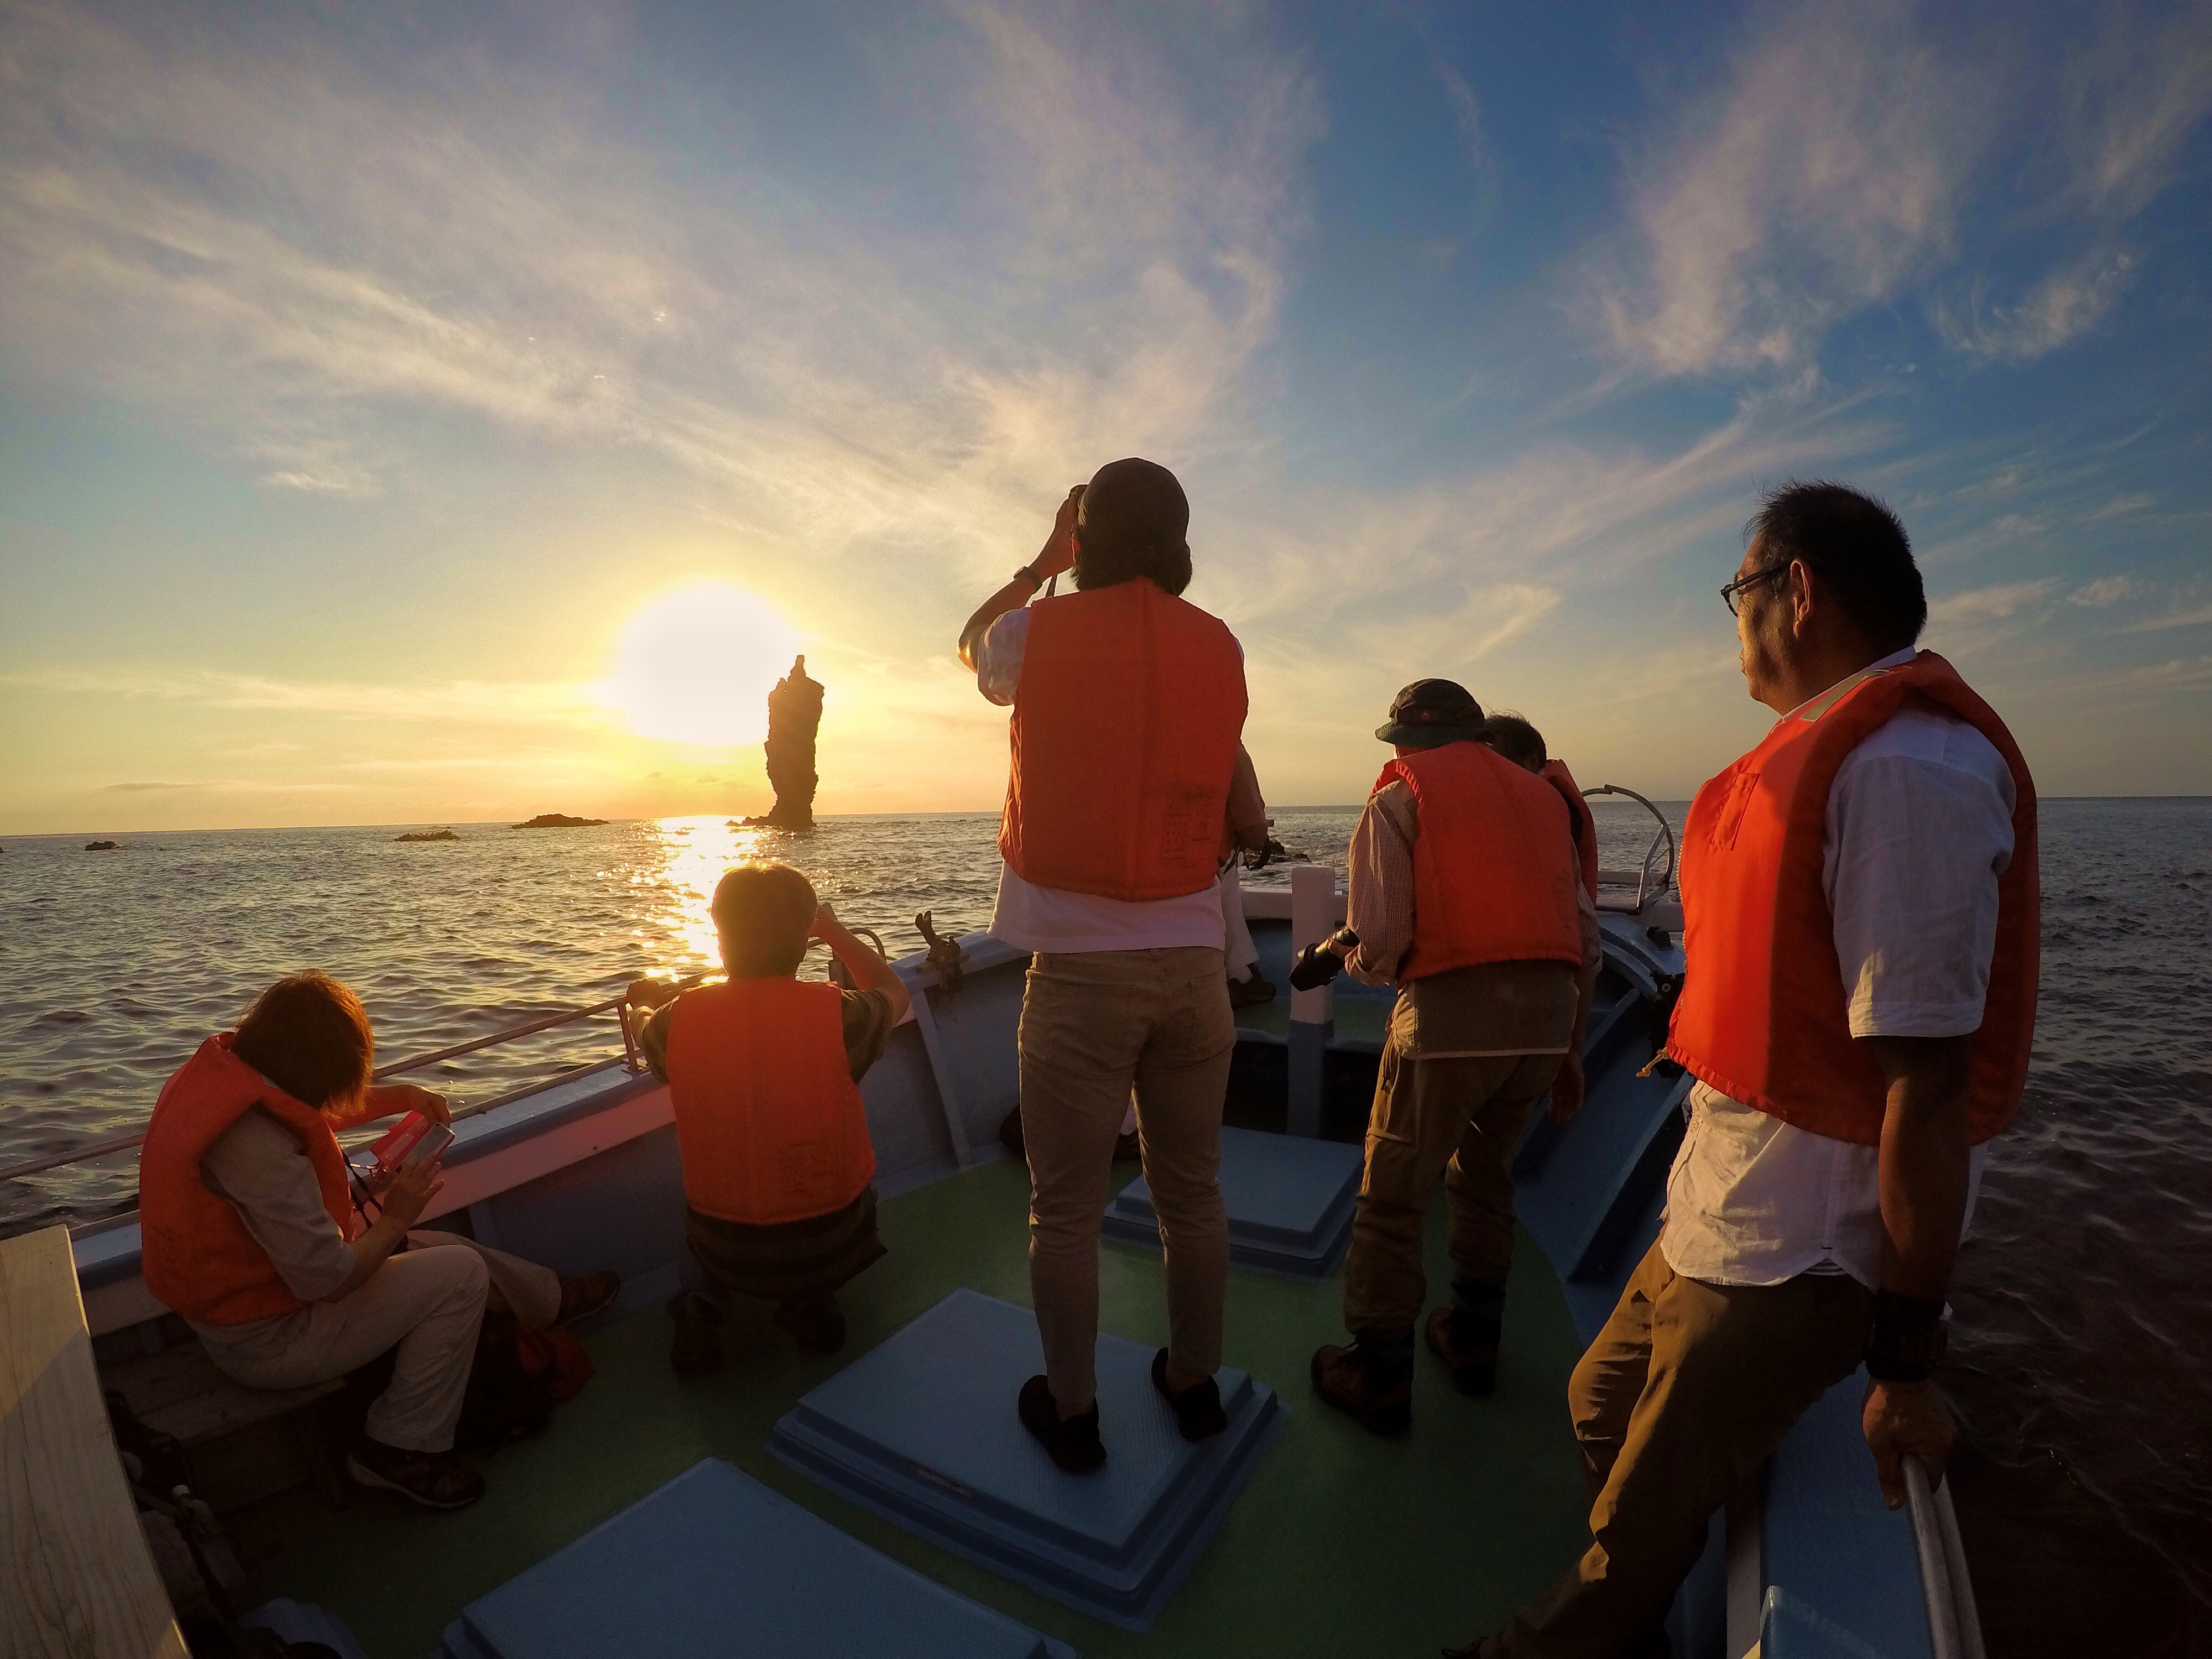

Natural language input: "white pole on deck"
[1286,864,1337,1138]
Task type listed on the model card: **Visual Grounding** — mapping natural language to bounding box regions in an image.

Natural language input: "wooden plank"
[103,1342,340,1445]
[1,1225,189,1659]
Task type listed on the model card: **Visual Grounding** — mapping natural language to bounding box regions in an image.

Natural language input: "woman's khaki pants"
[1019,946,1235,1408]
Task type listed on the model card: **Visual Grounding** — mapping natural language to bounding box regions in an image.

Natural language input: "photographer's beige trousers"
[1019,946,1234,1408]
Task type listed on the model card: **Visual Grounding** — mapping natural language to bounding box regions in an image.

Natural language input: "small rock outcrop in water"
[84,840,119,851]
[737,655,823,831]
[396,827,461,842]
[512,813,607,829]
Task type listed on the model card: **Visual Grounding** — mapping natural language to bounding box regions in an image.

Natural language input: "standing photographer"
[958,458,1248,1474]
[1310,680,1597,1434]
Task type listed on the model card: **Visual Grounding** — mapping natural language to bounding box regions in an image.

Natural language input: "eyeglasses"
[1721,564,1788,617]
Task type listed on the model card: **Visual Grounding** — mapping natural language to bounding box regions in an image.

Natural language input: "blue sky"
[3,0,2208,834]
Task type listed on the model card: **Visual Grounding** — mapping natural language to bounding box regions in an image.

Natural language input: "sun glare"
[606,582,800,748]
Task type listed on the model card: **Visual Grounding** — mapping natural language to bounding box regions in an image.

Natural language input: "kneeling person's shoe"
[667,1291,725,1377]
[347,1436,483,1510]
[1426,1305,1500,1397]
[1018,1374,1106,1473]
[1310,1341,1412,1436]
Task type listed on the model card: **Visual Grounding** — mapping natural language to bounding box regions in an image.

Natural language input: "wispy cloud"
[3,667,604,726]
[2083,494,2154,524]
[101,781,197,792]
[2124,604,2212,635]
[1933,248,2137,362]
[0,2,1318,560]
[2068,575,2133,607]
[1590,0,1993,376]
[1927,578,2060,624]
[2065,1,2212,218]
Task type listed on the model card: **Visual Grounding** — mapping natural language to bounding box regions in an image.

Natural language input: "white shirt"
[1660,649,2017,1288]
[975,606,1227,954]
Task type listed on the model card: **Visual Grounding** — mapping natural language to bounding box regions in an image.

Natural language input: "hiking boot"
[1151,1349,1229,1441]
[1114,1129,1143,1162]
[556,1270,621,1326]
[1310,1341,1413,1435]
[346,1436,483,1510]
[1228,970,1278,1009]
[667,1291,725,1376]
[773,1292,848,1356]
[1426,1305,1500,1397]
[1018,1374,1106,1473]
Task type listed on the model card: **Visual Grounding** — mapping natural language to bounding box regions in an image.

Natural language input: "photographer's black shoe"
[1151,1349,1228,1441]
[1018,1375,1105,1473]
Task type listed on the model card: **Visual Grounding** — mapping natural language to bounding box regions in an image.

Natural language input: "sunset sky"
[3,0,2209,835]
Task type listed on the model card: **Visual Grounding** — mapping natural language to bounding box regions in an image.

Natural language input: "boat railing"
[0,984,676,1189]
[1585,783,1678,913]
[1905,1454,1987,1659]
[0,934,909,1191]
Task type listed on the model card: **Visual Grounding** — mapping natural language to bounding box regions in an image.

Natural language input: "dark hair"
[232,971,374,1111]
[1073,457,1193,597]
[710,861,817,977]
[1746,481,1926,652]
[1479,713,1547,772]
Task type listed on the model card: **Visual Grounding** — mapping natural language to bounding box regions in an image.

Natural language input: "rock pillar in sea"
[760,655,824,829]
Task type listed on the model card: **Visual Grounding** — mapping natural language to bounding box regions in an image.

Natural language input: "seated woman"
[625,862,910,1374]
[138,971,619,1511]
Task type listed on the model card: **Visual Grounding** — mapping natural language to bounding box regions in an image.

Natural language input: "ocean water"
[1,797,2206,1655]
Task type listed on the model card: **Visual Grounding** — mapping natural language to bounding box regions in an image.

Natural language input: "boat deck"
[230,1155,1593,1658]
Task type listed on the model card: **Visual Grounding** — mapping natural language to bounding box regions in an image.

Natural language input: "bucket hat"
[1374,679,1486,747]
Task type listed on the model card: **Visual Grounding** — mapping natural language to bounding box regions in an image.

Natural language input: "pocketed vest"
[139,1035,359,1326]
[1376,740,1584,980]
[999,578,1248,901]
[664,979,876,1226]
[1541,759,1600,901]
[1664,651,2038,1146]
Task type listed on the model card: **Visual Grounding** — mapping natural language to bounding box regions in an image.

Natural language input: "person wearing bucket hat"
[1310,679,1598,1435]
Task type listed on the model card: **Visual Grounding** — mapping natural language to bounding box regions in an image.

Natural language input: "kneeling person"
[628,862,910,1373]
[139,972,619,1512]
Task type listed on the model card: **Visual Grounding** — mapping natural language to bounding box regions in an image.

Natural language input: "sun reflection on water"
[633,815,831,980]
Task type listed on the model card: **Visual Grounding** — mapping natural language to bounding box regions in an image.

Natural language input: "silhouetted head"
[232,971,375,1114]
[711,860,817,977]
[1479,713,1547,773]
[1073,458,1192,597]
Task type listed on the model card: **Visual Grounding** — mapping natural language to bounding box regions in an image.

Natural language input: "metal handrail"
[0,990,645,1186]
[1905,1455,1987,1659]
[1586,784,1678,908]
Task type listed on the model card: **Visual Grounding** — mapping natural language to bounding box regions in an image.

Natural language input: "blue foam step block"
[437,1458,1079,1659]
[769,1288,1286,1631]
[1102,1125,1364,1281]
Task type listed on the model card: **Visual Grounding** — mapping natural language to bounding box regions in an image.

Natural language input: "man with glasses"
[1452,482,2038,1658]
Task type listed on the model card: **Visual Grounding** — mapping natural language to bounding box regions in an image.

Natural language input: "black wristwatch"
[1865,1290,1949,1383]
[1014,564,1045,591]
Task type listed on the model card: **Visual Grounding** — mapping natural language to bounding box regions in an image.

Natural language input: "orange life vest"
[1665,651,2038,1146]
[1541,759,1600,901]
[664,978,876,1225]
[999,578,1248,901]
[139,1035,358,1326]
[1376,740,1584,980]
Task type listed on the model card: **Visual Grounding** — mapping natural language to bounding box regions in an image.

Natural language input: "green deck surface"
[1229,995,1391,1047]
[233,1156,1592,1659]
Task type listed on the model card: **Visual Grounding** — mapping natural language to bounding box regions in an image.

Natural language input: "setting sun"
[603,582,800,748]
